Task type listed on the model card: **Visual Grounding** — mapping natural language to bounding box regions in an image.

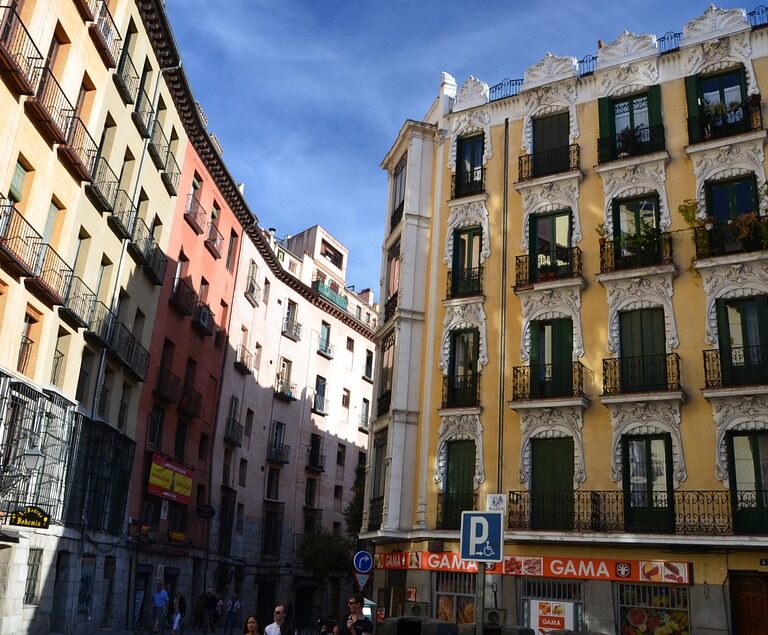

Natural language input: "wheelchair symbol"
[475,541,496,558]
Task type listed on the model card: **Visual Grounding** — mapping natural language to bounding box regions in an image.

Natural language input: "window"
[530,437,574,530]
[619,308,667,392]
[169,502,187,535]
[24,548,43,604]
[337,443,346,466]
[319,322,331,355]
[435,572,475,623]
[148,406,163,448]
[288,259,297,274]
[346,337,354,352]
[262,279,270,304]
[270,420,286,451]
[706,175,758,224]
[377,334,394,415]
[386,241,400,304]
[598,86,662,162]
[198,433,209,461]
[391,155,406,229]
[174,419,187,461]
[245,260,260,304]
[225,230,238,270]
[728,430,768,532]
[244,409,254,438]
[236,503,244,534]
[238,458,247,487]
[686,66,750,142]
[355,306,362,320]
[334,485,343,508]
[320,240,343,268]
[262,504,283,557]
[284,300,298,333]
[17,311,39,375]
[8,159,29,204]
[309,433,323,468]
[314,376,327,414]
[450,226,482,296]
[530,111,570,178]
[361,398,370,429]
[613,195,659,240]
[617,584,688,635]
[530,211,571,282]
[371,430,387,498]
[364,350,374,380]
[716,295,768,385]
[445,329,479,408]
[455,134,484,197]
[622,434,673,532]
[342,388,350,409]
[266,468,280,500]
[441,440,476,529]
[530,319,572,398]
[305,477,317,507]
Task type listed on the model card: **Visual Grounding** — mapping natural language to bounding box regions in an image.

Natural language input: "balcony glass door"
[613,196,659,266]
[448,329,478,407]
[619,308,666,391]
[728,432,768,534]
[456,135,483,195]
[444,440,475,529]
[530,318,572,398]
[717,297,768,386]
[531,437,573,530]
[531,211,570,281]
[532,112,569,177]
[622,435,673,532]
[452,226,482,296]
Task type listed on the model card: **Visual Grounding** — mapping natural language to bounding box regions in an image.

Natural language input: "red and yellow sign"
[374,551,691,585]
[147,453,192,504]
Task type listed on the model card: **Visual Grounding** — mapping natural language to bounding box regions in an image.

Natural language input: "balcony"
[311,277,349,310]
[515,247,583,288]
[26,242,72,306]
[25,67,74,144]
[204,222,223,259]
[106,189,136,241]
[317,338,334,359]
[224,417,244,448]
[131,86,153,138]
[306,448,326,472]
[437,492,477,530]
[507,489,768,536]
[127,218,152,265]
[274,377,297,401]
[442,374,480,408]
[16,335,32,374]
[597,124,666,163]
[512,362,586,401]
[244,274,261,306]
[600,231,673,273]
[50,348,64,385]
[451,167,485,199]
[518,143,580,182]
[0,202,42,276]
[234,345,252,375]
[688,96,763,144]
[161,151,180,196]
[71,0,99,22]
[0,5,43,95]
[88,0,121,68]
[390,201,403,232]
[85,156,119,213]
[384,290,398,322]
[84,300,114,348]
[267,442,290,464]
[368,496,383,531]
[154,366,181,404]
[184,193,206,234]
[144,242,167,286]
[59,275,95,329]
[703,345,768,388]
[169,278,196,316]
[694,215,768,259]
[113,50,139,104]
[311,393,327,415]
[191,301,215,336]
[358,415,369,433]
[447,266,483,299]
[603,353,681,395]
[376,390,391,418]
[148,121,170,170]
[108,320,149,381]
[281,317,302,342]
[58,116,98,182]
[178,384,202,419]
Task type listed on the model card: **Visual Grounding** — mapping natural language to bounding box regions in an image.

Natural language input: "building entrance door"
[731,571,768,634]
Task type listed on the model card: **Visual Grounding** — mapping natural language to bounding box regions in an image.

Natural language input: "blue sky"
[165,1,715,297]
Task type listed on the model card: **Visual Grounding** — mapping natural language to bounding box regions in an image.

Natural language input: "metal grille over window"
[520,578,584,632]
[434,571,476,624]
[24,548,43,604]
[617,584,689,634]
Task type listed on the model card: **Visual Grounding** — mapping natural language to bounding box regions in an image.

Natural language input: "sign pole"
[476,563,485,635]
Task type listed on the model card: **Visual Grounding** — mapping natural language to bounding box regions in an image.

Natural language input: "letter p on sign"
[469,517,489,554]
[460,511,503,563]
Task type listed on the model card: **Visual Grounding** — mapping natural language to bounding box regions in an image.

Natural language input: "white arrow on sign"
[354,572,370,590]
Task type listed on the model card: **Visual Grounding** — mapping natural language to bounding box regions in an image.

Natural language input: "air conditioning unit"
[404,601,430,618]
[197,306,211,329]
[483,608,507,626]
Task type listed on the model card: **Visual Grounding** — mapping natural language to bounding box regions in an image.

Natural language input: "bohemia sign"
[9,505,50,529]
[374,551,691,585]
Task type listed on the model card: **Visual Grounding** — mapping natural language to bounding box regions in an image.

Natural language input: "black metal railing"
[72,0,99,21]
[0,4,43,95]
[317,338,334,358]
[234,345,252,374]
[703,346,768,388]
[113,50,139,104]
[148,121,170,170]
[437,493,477,530]
[489,78,523,102]
[132,85,153,138]
[127,217,152,265]
[603,353,681,394]
[28,242,72,305]
[178,384,202,419]
[161,151,180,195]
[50,348,64,385]
[307,448,326,471]
[512,362,586,400]
[89,0,121,68]
[519,144,580,181]
[107,189,136,240]
[87,156,119,213]
[154,366,181,404]
[274,377,297,400]
[384,290,398,322]
[224,417,244,447]
[16,335,32,373]
[184,193,206,234]
[169,278,196,316]
[245,274,261,305]
[204,222,223,258]
[58,116,98,181]
[267,442,290,464]
[442,374,480,408]
[144,242,167,285]
[359,415,369,432]
[85,300,114,347]
[577,54,597,77]
[108,320,149,380]
[390,201,403,232]
[658,31,682,53]
[368,496,383,531]
[750,5,768,28]
[281,317,302,341]
[694,216,768,258]
[515,247,583,287]
[377,390,391,417]
[451,167,485,198]
[688,96,763,143]
[599,231,673,272]
[191,301,215,336]
[27,66,74,143]
[0,202,42,276]
[312,393,327,414]
[447,265,483,298]
[597,124,666,163]
[60,275,95,328]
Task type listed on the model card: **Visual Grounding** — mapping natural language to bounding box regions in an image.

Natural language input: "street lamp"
[22,444,44,472]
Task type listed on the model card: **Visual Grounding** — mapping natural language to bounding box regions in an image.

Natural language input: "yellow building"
[363,6,768,634]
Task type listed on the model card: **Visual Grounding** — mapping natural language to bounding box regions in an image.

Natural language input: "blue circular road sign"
[353,550,373,573]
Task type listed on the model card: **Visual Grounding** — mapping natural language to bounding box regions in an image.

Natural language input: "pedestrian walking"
[153,583,170,634]
[224,591,241,635]
[243,614,262,635]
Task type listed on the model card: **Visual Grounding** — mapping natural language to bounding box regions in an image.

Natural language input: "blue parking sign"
[460,511,503,562]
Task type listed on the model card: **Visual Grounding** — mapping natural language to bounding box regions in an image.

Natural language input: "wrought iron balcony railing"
[384,290,398,322]
[694,216,768,259]
[599,231,673,273]
[368,496,383,531]
[519,143,580,181]
[0,5,43,95]
[311,277,349,310]
[451,167,485,199]
[245,275,261,305]
[312,393,327,415]
[274,377,297,400]
[703,345,768,388]
[267,442,290,464]
[178,384,202,419]
[127,217,152,265]
[224,417,244,448]
[132,85,153,138]
[204,222,224,259]
[108,320,149,381]
[161,151,180,196]
[184,193,206,234]
[437,492,477,530]
[376,390,391,418]
[148,121,170,170]
[86,155,119,213]
[358,415,369,433]
[0,202,42,277]
[390,201,403,233]
[306,449,326,471]
[27,242,72,306]
[688,95,763,144]
[447,266,483,299]
[512,362,586,400]
[60,275,95,329]
[72,0,99,21]
[154,366,181,404]
[442,374,480,408]
[84,300,114,348]
[113,50,139,104]
[489,77,523,102]
[603,353,681,395]
[144,242,167,286]
[515,247,583,287]
[234,345,252,374]
[26,66,74,144]
[317,338,334,358]
[58,116,98,181]
[88,0,121,68]
[169,278,196,316]
[597,124,666,163]
[281,317,302,341]
[191,301,215,336]
[107,189,136,241]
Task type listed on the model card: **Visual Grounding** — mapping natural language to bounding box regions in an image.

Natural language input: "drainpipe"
[498,118,509,494]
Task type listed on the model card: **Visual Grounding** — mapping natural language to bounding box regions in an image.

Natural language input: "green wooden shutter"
[598,97,614,161]
[685,75,702,143]
[648,84,663,129]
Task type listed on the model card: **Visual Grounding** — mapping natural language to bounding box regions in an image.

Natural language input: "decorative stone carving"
[439,301,488,374]
[683,6,750,47]
[519,287,584,362]
[521,82,579,154]
[597,31,658,68]
[523,53,578,90]
[597,61,659,98]
[712,396,768,483]
[454,76,489,111]
[598,158,670,234]
[603,274,678,353]
[444,200,491,265]
[518,407,586,487]
[447,109,492,171]
[700,261,768,345]
[684,30,757,96]
[608,400,686,487]
[519,176,581,249]
[434,414,485,490]
[690,140,767,213]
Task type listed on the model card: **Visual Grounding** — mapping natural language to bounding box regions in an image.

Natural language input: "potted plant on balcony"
[679,198,714,253]
[596,221,609,246]
[703,101,727,138]
[537,262,558,281]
